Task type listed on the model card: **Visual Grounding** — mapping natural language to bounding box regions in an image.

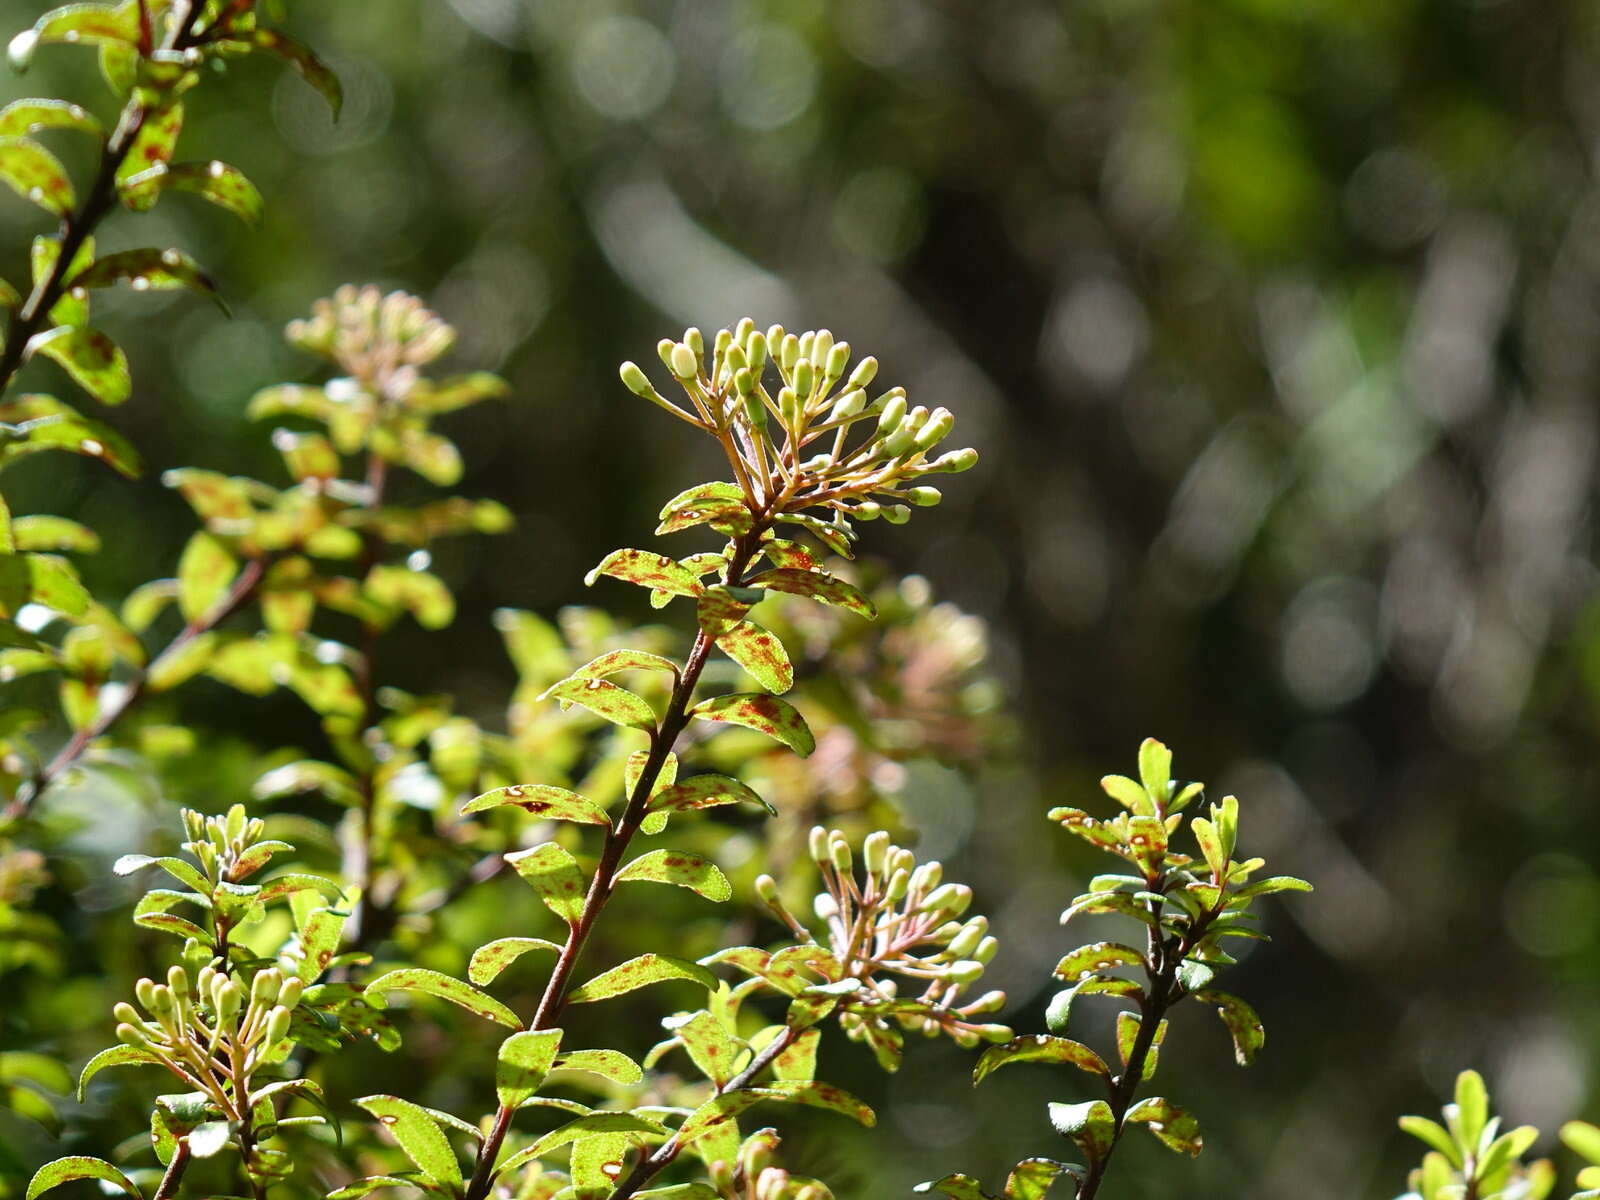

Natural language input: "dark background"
[5,1,1600,1196]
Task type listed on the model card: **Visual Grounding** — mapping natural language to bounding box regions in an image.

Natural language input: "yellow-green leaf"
[506,842,588,924]
[27,326,131,405]
[615,849,731,902]
[747,567,877,619]
[468,937,562,986]
[176,531,237,622]
[691,693,814,756]
[363,968,522,1030]
[461,783,610,825]
[0,137,73,214]
[716,620,792,694]
[544,676,657,731]
[566,953,716,1004]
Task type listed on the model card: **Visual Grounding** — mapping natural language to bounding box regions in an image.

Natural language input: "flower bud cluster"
[287,286,455,404]
[757,828,1011,1051]
[619,320,978,530]
[707,1128,834,1200]
[115,962,305,1095]
[179,804,270,885]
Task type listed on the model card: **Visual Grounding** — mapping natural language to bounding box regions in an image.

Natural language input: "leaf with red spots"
[505,842,589,924]
[747,567,877,619]
[461,784,610,826]
[674,1092,768,1150]
[0,99,101,139]
[715,619,793,694]
[115,104,182,212]
[695,585,754,636]
[0,137,73,215]
[1002,1159,1080,1200]
[1052,942,1145,983]
[468,936,562,986]
[615,849,731,902]
[585,548,703,597]
[691,693,814,757]
[973,1035,1109,1085]
[772,1028,821,1083]
[756,1080,876,1127]
[496,1029,563,1108]
[250,29,343,119]
[354,1095,462,1187]
[492,1114,667,1181]
[656,481,751,536]
[69,248,220,309]
[18,3,140,57]
[565,953,716,1004]
[27,325,130,406]
[1125,1097,1202,1156]
[759,537,821,572]
[646,772,773,816]
[543,676,657,731]
[552,1049,643,1085]
[24,1157,141,1200]
[362,968,523,1030]
[565,648,679,684]
[146,160,264,225]
[1191,989,1264,1065]
[627,748,678,835]
[664,1010,745,1087]
[913,1172,995,1200]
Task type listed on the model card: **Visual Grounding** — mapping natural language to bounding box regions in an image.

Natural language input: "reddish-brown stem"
[152,1137,192,1200]
[460,525,768,1200]
[4,556,265,823]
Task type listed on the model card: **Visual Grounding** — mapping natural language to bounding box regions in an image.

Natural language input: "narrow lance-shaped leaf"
[27,326,131,406]
[363,968,523,1029]
[354,1095,461,1188]
[552,1048,643,1085]
[566,953,716,1004]
[691,693,815,756]
[647,772,773,815]
[0,99,102,138]
[252,29,343,118]
[615,849,732,902]
[461,784,610,825]
[585,548,703,597]
[70,249,223,312]
[468,937,562,987]
[26,1157,142,1200]
[115,104,183,210]
[746,567,877,619]
[156,161,263,224]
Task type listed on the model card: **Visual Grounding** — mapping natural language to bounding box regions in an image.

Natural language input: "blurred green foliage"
[3,0,1600,1196]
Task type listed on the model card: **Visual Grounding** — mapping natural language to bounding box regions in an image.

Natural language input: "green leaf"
[0,99,101,138]
[0,553,90,617]
[1453,1069,1488,1148]
[74,1046,161,1103]
[506,842,589,924]
[26,1157,141,1200]
[151,160,263,224]
[1048,1099,1116,1163]
[1398,1116,1460,1166]
[695,586,752,636]
[251,29,343,118]
[747,567,877,618]
[1231,875,1313,899]
[1564,1121,1600,1165]
[497,1029,563,1108]
[1191,990,1264,1066]
[656,481,751,535]
[27,326,131,405]
[1053,942,1143,983]
[22,4,140,55]
[1125,1097,1202,1156]
[1137,738,1172,803]
[913,1174,994,1200]
[115,104,183,210]
[468,937,562,987]
[365,564,455,629]
[11,515,98,553]
[690,693,814,756]
[112,853,208,894]
[974,1035,1109,1084]
[567,648,678,683]
[566,953,716,1004]
[0,137,73,214]
[1004,1159,1079,1200]
[585,548,703,597]
[752,1080,876,1127]
[176,531,237,622]
[647,772,773,815]
[544,675,657,730]
[461,784,610,825]
[363,968,523,1029]
[1100,774,1151,814]
[70,248,221,310]
[665,1010,745,1087]
[772,1028,821,1083]
[716,620,793,694]
[615,849,731,902]
[354,1095,461,1188]
[1045,978,1143,1036]
[553,1048,643,1085]
[496,1113,667,1178]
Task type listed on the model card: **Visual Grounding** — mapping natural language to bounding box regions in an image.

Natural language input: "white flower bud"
[684,326,704,356]
[670,342,699,380]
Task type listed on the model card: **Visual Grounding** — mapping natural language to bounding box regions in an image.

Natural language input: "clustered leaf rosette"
[704,1127,833,1200]
[724,826,1011,1072]
[26,805,356,1200]
[619,318,977,557]
[1395,1070,1554,1200]
[921,740,1311,1200]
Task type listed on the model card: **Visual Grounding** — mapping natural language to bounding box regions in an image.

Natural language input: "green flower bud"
[854,500,882,520]
[113,1001,142,1026]
[246,817,265,842]
[905,486,942,506]
[824,340,849,382]
[883,503,912,524]
[743,391,768,430]
[797,330,815,365]
[914,407,954,451]
[792,360,814,399]
[924,882,972,919]
[684,326,704,356]
[148,985,175,1016]
[278,977,305,1010]
[746,330,769,372]
[976,1022,1015,1043]
[735,317,756,343]
[708,1161,736,1193]
[116,1023,153,1050]
[656,338,677,369]
[973,935,999,964]
[670,342,699,380]
[765,323,785,350]
[928,447,979,473]
[885,867,910,901]
[780,333,800,372]
[953,1029,980,1050]
[829,388,866,421]
[755,874,781,907]
[848,356,878,389]
[876,393,907,438]
[811,328,833,363]
[946,916,988,959]
[619,361,659,399]
[882,428,916,458]
[829,834,853,874]
[910,861,943,896]
[215,980,243,1024]
[734,367,756,396]
[966,989,1007,1014]
[166,966,190,1001]
[808,826,830,865]
[948,959,985,986]
[264,1005,292,1045]
[779,387,800,427]
[251,968,282,1009]
[225,804,246,843]
[713,327,732,361]
[135,978,158,1011]
[863,830,891,876]
[724,343,749,373]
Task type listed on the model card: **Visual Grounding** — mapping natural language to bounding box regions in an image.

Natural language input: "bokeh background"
[5,1,1600,1197]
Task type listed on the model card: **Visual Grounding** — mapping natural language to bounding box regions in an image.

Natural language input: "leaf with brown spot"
[585,548,702,597]
[759,538,822,571]
[646,773,774,816]
[27,326,130,406]
[115,104,182,211]
[468,937,562,986]
[1125,1097,1202,1157]
[656,481,751,535]
[747,567,877,619]
[363,968,522,1030]
[496,1029,563,1108]
[566,648,679,684]
[974,1035,1110,1085]
[544,676,657,731]
[664,1010,745,1087]
[505,842,589,924]
[615,849,731,902]
[552,1049,643,1085]
[565,953,716,1004]
[715,619,793,694]
[691,693,814,757]
[461,784,610,825]
[695,586,753,637]
[1191,989,1264,1065]
[0,137,73,215]
[353,1095,461,1187]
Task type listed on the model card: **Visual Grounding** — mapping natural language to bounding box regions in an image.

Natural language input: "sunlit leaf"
[251,29,343,118]
[26,1156,141,1200]
[615,849,731,902]
[715,619,793,694]
[544,676,657,730]
[0,137,73,214]
[176,531,237,622]
[468,937,562,987]
[747,567,876,618]
[566,953,716,1004]
[506,842,588,923]
[647,772,773,815]
[0,99,101,138]
[354,1095,461,1187]
[462,783,610,824]
[691,693,814,756]
[1125,1096,1202,1156]
[974,1035,1109,1084]
[27,326,131,405]
[585,548,703,597]
[496,1029,563,1108]
[69,248,221,310]
[363,968,523,1029]
[1190,989,1264,1066]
